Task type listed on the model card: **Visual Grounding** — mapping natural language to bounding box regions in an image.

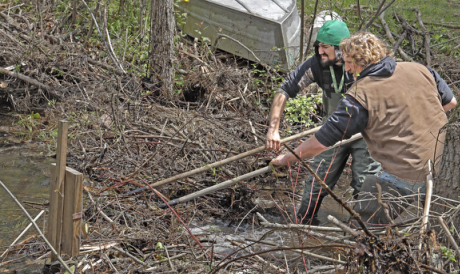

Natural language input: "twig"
[103,253,120,273]
[164,246,175,271]
[145,253,186,270]
[86,190,114,223]
[375,183,395,225]
[419,173,433,243]
[327,215,361,237]
[414,8,431,67]
[379,10,413,61]
[0,210,45,258]
[392,30,407,54]
[303,0,319,58]
[211,34,259,62]
[359,0,386,32]
[0,180,73,274]
[437,216,460,263]
[112,246,147,266]
[103,4,125,73]
[235,205,258,233]
[431,35,460,48]
[226,237,287,273]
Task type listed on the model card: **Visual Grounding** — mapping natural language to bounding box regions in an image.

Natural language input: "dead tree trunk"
[149,0,174,96]
[433,110,460,228]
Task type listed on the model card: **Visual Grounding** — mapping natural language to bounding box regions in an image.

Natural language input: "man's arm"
[270,135,327,166]
[266,58,316,151]
[427,67,457,111]
[271,95,368,166]
[266,93,288,151]
[443,97,457,112]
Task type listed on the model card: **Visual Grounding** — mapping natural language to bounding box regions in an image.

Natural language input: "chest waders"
[296,59,381,224]
[322,65,345,120]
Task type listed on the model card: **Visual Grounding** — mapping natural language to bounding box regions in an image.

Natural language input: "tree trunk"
[150,0,174,96]
[433,110,460,229]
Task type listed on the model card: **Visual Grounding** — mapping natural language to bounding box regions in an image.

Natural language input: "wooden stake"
[60,165,83,257]
[48,120,68,262]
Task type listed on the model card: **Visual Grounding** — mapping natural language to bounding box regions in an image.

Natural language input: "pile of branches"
[1,1,460,274]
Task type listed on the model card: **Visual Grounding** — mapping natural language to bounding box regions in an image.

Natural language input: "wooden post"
[48,120,68,262]
[59,165,83,257]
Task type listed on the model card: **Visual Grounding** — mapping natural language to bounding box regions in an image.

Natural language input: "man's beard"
[320,55,338,67]
[320,47,344,67]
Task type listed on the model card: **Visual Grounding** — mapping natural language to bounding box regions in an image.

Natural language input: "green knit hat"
[316,20,350,46]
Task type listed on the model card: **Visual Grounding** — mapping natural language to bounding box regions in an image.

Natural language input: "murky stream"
[0,114,53,272]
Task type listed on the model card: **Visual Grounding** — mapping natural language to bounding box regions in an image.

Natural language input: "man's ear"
[335,46,344,63]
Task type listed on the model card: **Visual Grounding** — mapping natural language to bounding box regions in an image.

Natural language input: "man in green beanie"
[265,20,381,224]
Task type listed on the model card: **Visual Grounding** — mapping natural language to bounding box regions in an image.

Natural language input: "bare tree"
[433,110,460,229]
[149,0,174,95]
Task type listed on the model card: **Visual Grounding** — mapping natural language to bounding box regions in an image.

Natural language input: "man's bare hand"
[270,154,289,166]
[266,128,281,151]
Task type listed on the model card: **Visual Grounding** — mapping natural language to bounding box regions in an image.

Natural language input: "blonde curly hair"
[340,32,393,68]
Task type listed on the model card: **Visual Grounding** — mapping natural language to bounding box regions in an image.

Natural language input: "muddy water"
[0,114,53,271]
[190,180,353,265]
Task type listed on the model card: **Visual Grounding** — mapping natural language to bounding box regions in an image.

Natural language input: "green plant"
[15,114,40,140]
[284,94,322,127]
[440,246,457,262]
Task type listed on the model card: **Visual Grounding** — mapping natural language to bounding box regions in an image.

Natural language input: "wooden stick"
[158,133,363,207]
[112,246,147,266]
[419,173,433,249]
[259,221,357,245]
[128,127,322,194]
[327,215,361,237]
[0,210,44,258]
[375,183,395,225]
[437,216,460,263]
[159,165,274,208]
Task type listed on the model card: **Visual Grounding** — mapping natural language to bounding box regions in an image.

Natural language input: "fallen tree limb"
[0,68,62,99]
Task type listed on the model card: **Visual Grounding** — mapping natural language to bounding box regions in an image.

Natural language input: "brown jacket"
[346,62,447,183]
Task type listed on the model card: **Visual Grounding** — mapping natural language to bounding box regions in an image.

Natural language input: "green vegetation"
[284,93,322,127]
[296,0,460,57]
